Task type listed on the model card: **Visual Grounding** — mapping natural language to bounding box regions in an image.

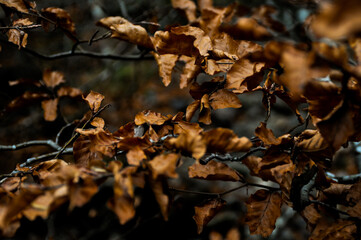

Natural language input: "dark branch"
[200,147,267,164]
[334,173,361,184]
[0,24,42,30]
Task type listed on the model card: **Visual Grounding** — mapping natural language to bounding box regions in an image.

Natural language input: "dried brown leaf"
[126,146,146,166]
[42,69,65,88]
[225,58,264,91]
[171,0,197,22]
[42,7,76,36]
[179,55,200,89]
[82,91,104,113]
[245,189,282,238]
[166,132,206,160]
[57,86,82,98]
[186,100,200,122]
[188,160,243,181]
[90,117,105,129]
[199,94,212,125]
[311,0,361,40]
[153,26,212,57]
[152,53,179,87]
[135,110,169,125]
[107,163,136,224]
[221,17,272,40]
[193,198,226,234]
[203,128,252,153]
[210,89,242,110]
[150,177,169,221]
[97,16,153,49]
[149,153,179,179]
[296,130,329,152]
[255,122,291,146]
[0,0,29,13]
[73,135,103,167]
[310,218,357,240]
[68,176,98,211]
[41,98,58,122]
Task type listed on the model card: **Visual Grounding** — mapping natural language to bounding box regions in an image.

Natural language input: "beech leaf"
[41,98,59,122]
[188,160,243,182]
[193,198,226,234]
[82,91,104,113]
[245,189,282,238]
[42,69,65,88]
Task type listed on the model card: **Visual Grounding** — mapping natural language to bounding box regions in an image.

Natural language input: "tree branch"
[0,140,61,151]
[200,147,267,164]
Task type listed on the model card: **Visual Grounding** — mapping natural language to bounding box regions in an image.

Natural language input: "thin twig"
[0,140,61,151]
[334,173,361,184]
[0,24,42,30]
[55,104,111,158]
[200,147,267,164]
[55,122,75,145]
[20,147,73,168]
[310,200,352,217]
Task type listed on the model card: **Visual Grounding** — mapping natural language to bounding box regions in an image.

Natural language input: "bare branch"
[0,140,61,151]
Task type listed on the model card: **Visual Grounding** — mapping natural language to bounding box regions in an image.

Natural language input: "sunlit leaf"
[126,146,146,166]
[57,86,82,98]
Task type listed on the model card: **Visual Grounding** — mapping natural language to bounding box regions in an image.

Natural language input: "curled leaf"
[97,16,153,49]
[149,153,179,179]
[82,91,104,113]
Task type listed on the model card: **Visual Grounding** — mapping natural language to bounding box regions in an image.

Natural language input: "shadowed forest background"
[0,0,361,239]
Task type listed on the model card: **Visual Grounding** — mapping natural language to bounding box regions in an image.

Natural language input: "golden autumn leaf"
[152,53,179,87]
[22,191,56,221]
[193,198,226,234]
[0,0,29,13]
[42,7,76,37]
[41,98,58,122]
[135,110,170,125]
[209,89,242,110]
[310,0,361,40]
[42,69,65,88]
[32,159,69,185]
[188,160,243,181]
[166,132,206,160]
[171,0,197,22]
[245,189,282,238]
[82,91,104,113]
[97,16,153,49]
[202,128,252,153]
[149,153,179,179]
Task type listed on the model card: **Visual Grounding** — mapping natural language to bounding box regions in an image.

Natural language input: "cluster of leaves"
[1,0,361,239]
